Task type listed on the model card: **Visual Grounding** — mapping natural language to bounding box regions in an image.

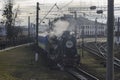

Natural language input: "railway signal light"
[90,6,96,10]
[96,10,103,14]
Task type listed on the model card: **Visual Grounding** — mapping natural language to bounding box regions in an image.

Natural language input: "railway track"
[82,42,120,68]
[65,67,99,80]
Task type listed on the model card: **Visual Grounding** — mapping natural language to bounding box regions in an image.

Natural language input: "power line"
[40,3,57,23]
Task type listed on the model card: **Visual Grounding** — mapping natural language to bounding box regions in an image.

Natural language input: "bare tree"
[2,0,22,40]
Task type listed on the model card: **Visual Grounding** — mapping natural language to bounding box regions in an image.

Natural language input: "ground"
[114,45,120,59]
[1,44,120,80]
[78,49,120,80]
[0,45,74,80]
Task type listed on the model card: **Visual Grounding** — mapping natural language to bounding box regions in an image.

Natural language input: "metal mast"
[36,2,40,46]
[106,0,114,80]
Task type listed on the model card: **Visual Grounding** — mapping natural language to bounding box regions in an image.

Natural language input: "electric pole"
[95,18,97,42]
[28,16,30,37]
[74,11,77,38]
[117,17,120,42]
[82,26,84,58]
[70,11,77,38]
[106,0,114,80]
[36,2,40,47]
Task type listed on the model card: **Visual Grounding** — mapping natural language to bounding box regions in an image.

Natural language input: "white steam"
[50,20,70,37]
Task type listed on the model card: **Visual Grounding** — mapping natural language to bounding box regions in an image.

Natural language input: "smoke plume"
[50,19,70,37]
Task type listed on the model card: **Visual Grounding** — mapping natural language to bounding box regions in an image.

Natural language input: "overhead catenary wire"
[39,0,120,25]
[57,0,73,11]
[39,0,73,23]
[40,3,57,23]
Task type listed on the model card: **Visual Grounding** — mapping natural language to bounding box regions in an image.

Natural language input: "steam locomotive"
[38,31,80,67]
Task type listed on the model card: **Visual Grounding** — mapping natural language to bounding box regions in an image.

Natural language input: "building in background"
[65,15,107,38]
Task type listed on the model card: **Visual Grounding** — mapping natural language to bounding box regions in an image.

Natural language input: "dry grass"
[78,48,120,80]
[0,45,74,80]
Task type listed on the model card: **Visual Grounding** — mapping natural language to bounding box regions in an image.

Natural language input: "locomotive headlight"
[66,40,73,48]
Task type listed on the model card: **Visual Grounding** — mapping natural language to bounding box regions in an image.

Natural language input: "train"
[38,31,80,67]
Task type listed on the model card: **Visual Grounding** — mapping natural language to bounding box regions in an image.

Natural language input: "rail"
[81,42,120,68]
[66,67,99,80]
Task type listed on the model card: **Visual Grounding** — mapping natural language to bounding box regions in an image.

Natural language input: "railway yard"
[0,45,75,80]
[0,40,120,80]
[0,0,119,80]
[78,44,120,80]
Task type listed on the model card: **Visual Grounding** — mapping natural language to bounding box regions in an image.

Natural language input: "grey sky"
[0,0,120,25]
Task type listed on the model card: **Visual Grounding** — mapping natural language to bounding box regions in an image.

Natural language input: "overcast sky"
[0,0,120,25]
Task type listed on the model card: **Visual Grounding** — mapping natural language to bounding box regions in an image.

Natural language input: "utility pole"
[70,11,77,38]
[81,26,84,58]
[48,19,51,32]
[36,2,40,47]
[106,0,114,80]
[117,17,120,42]
[95,18,97,43]
[74,11,77,38]
[28,16,30,37]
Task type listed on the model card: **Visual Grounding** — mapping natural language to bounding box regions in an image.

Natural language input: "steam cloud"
[50,19,70,37]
